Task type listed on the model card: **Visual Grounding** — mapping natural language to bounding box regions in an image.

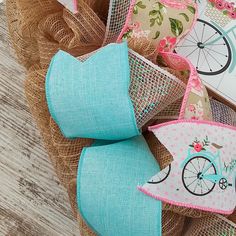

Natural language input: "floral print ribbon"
[118,0,197,52]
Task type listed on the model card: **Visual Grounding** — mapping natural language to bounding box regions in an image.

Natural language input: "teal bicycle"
[181,144,236,196]
[175,19,236,76]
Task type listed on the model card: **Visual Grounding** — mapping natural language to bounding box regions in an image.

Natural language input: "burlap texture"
[6,0,236,235]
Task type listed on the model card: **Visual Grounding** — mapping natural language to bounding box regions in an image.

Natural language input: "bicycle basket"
[205,3,232,27]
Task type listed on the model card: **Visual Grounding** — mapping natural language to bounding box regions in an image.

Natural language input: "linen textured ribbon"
[46,42,140,140]
[77,136,162,236]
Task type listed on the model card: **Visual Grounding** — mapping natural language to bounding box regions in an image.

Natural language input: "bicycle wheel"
[175,19,232,76]
[148,164,171,184]
[182,156,216,196]
[219,178,228,190]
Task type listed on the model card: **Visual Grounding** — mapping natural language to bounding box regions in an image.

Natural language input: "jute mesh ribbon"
[6,0,236,235]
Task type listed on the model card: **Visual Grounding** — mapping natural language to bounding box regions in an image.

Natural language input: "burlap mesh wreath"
[6,0,236,235]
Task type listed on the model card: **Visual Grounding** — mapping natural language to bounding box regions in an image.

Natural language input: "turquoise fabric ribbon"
[45,42,140,140]
[77,136,162,236]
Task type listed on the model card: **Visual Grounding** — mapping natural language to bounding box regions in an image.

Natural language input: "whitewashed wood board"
[0,3,80,235]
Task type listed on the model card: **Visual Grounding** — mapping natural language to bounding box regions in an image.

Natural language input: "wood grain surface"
[0,3,80,235]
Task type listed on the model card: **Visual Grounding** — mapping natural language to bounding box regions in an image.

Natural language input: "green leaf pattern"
[149,3,165,28]
[126,0,196,42]
[179,13,189,22]
[187,5,196,14]
[169,18,183,36]
[153,31,160,39]
[133,1,146,14]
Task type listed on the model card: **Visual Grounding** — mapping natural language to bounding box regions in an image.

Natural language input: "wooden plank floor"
[0,3,81,235]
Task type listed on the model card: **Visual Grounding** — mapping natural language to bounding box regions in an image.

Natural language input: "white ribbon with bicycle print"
[139,120,236,214]
[56,0,78,13]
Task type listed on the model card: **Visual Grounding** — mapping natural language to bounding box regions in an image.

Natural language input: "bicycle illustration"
[148,140,236,197]
[181,143,236,196]
[148,164,171,184]
[175,18,236,76]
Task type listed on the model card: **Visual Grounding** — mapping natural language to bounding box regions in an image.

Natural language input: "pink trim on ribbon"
[117,0,138,42]
[118,2,198,119]
[138,186,234,215]
[159,0,191,9]
[117,0,198,46]
[73,0,78,13]
[148,119,236,131]
[159,51,197,120]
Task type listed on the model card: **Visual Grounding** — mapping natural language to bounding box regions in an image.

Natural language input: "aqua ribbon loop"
[77,135,162,236]
[46,42,140,140]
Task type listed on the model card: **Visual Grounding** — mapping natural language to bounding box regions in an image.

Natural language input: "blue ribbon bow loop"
[77,135,162,236]
[46,42,140,140]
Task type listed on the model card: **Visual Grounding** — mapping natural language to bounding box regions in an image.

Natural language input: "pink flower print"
[129,21,141,30]
[191,116,199,120]
[188,104,196,112]
[229,10,236,19]
[197,110,204,116]
[215,0,226,9]
[157,36,177,52]
[191,77,203,92]
[194,143,203,152]
[224,2,234,11]
[208,0,216,3]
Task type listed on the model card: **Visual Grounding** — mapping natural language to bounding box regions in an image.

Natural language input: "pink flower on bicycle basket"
[157,36,177,52]
[215,0,226,10]
[189,136,210,152]
[229,10,236,19]
[224,2,234,11]
[194,143,203,152]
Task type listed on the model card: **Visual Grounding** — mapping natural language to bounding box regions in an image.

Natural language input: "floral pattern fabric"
[184,74,213,121]
[208,0,236,19]
[159,52,213,121]
[120,0,197,51]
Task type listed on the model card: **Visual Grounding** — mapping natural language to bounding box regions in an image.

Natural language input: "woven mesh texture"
[184,214,236,236]
[6,0,236,235]
[162,211,185,236]
[229,211,236,223]
[129,50,186,128]
[103,0,131,44]
[154,97,183,119]
[210,99,236,126]
[127,37,156,62]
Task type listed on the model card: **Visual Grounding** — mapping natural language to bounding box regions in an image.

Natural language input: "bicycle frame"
[203,22,236,73]
[181,148,236,185]
[181,148,222,182]
[199,150,224,183]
